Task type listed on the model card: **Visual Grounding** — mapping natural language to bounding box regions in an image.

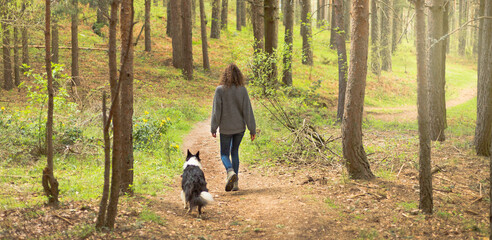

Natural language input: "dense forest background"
[0,0,489,239]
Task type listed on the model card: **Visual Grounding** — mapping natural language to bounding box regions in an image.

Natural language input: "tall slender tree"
[428,0,447,142]
[171,0,184,68]
[380,0,392,71]
[72,0,80,86]
[342,0,375,180]
[264,0,278,82]
[104,0,122,229]
[13,26,20,87]
[97,0,109,25]
[52,16,59,64]
[474,0,492,156]
[329,0,336,49]
[282,0,294,86]
[343,0,350,39]
[301,0,313,65]
[458,0,467,56]
[334,0,347,122]
[211,0,221,38]
[22,3,29,68]
[241,0,246,26]
[370,0,380,75]
[391,0,401,53]
[182,0,193,79]
[42,0,60,206]
[237,0,242,31]
[221,0,228,29]
[199,0,210,70]
[414,0,433,214]
[145,0,151,52]
[252,0,264,51]
[119,0,135,194]
[2,6,13,91]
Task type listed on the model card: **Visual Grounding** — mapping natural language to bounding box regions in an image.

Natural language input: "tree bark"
[13,26,20,87]
[2,21,13,90]
[252,0,264,51]
[237,0,242,31]
[391,0,401,53]
[211,0,221,38]
[282,0,294,86]
[343,0,350,40]
[104,0,122,229]
[264,0,278,82]
[182,0,193,80]
[458,0,467,56]
[221,0,228,29]
[97,0,109,25]
[370,0,380,75]
[334,0,347,122]
[52,17,59,64]
[241,0,246,26]
[329,0,337,49]
[21,3,29,68]
[171,0,184,68]
[119,0,135,194]
[95,92,111,229]
[380,0,391,71]
[341,0,375,180]
[199,0,210,70]
[301,0,313,65]
[167,1,172,37]
[475,0,492,156]
[415,0,433,214]
[43,0,60,206]
[72,0,80,86]
[145,0,152,52]
[428,0,447,142]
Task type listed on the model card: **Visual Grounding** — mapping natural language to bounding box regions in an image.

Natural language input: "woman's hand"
[250,134,256,141]
[212,133,216,138]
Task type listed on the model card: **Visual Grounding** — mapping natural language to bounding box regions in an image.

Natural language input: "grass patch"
[139,208,166,226]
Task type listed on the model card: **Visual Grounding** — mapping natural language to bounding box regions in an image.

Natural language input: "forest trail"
[365,86,476,122]
[151,119,343,239]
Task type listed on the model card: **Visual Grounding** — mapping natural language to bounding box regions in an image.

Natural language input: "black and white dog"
[181,150,214,218]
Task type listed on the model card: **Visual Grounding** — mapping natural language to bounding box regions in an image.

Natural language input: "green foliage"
[133,112,173,150]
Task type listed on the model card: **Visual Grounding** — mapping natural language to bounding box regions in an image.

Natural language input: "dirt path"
[365,86,476,122]
[151,119,343,239]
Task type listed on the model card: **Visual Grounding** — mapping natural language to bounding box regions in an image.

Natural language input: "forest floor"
[365,86,477,122]
[1,115,489,239]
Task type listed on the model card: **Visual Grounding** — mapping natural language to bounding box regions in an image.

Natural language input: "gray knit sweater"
[211,85,256,135]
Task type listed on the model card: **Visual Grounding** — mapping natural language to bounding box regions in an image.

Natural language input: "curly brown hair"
[220,63,245,88]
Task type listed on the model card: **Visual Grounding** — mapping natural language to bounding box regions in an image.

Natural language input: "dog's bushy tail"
[199,191,214,205]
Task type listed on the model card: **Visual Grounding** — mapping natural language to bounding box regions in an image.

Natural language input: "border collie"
[181,150,214,218]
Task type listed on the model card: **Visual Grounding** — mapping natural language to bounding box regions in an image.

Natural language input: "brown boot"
[232,179,239,191]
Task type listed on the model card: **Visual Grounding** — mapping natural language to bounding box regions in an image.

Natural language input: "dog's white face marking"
[183,157,202,170]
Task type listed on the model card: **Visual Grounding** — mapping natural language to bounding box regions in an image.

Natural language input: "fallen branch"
[54,214,73,225]
[14,45,107,51]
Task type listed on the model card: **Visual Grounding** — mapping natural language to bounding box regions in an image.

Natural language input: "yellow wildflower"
[143,118,148,123]
[144,111,149,115]
[1,107,4,111]
[167,117,171,121]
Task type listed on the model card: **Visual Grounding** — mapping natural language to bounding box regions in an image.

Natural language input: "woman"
[211,63,256,192]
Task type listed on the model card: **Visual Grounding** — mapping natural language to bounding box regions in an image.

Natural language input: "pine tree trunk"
[221,0,228,29]
[182,0,193,80]
[145,0,152,52]
[458,0,467,56]
[252,0,264,51]
[282,0,294,86]
[167,1,172,37]
[329,0,337,49]
[241,0,246,26]
[52,18,59,64]
[119,0,135,194]
[334,0,347,122]
[370,0,380,76]
[264,0,278,82]
[199,0,210,70]
[428,0,447,142]
[211,0,221,38]
[341,0,375,180]
[415,0,433,214]
[13,26,19,87]
[95,92,111,229]
[2,22,13,90]
[380,0,391,71]
[22,27,29,68]
[343,0,350,40]
[237,0,242,31]
[43,0,59,206]
[391,0,400,53]
[104,0,122,229]
[97,0,108,25]
[301,0,313,65]
[474,0,492,156]
[72,0,80,86]
[171,0,184,68]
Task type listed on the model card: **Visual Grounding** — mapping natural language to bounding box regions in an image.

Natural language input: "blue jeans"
[220,132,245,175]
